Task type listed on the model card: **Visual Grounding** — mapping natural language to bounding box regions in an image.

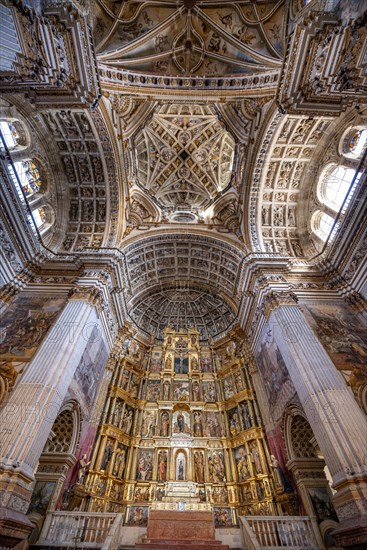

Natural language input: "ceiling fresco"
[134,104,235,212]
[93,0,286,77]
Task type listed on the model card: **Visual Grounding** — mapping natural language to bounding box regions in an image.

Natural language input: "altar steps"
[134,542,230,550]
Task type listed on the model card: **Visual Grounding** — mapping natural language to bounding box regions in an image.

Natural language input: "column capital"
[345,291,367,313]
[263,291,299,319]
[68,285,102,306]
[0,283,20,306]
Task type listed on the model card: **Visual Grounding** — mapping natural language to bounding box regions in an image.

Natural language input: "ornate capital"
[68,286,102,306]
[0,283,20,306]
[263,291,299,319]
[345,292,367,313]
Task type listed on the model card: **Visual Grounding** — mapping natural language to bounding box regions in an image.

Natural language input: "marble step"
[134,540,230,550]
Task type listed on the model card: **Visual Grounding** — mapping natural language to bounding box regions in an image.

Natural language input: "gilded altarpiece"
[83,329,278,526]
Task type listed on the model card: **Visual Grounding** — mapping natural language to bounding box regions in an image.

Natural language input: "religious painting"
[146,379,161,401]
[214,508,233,527]
[172,410,190,435]
[234,446,250,482]
[127,506,149,526]
[141,410,157,437]
[134,485,150,502]
[157,449,168,481]
[109,481,123,501]
[212,486,228,504]
[200,351,213,372]
[207,450,226,482]
[191,379,201,401]
[202,381,217,402]
[203,411,222,437]
[0,295,65,361]
[174,354,189,374]
[112,443,128,479]
[176,451,186,481]
[223,374,235,399]
[73,326,108,409]
[162,379,170,400]
[228,407,241,436]
[193,451,205,483]
[173,381,190,401]
[120,370,130,391]
[149,351,162,372]
[160,410,170,437]
[255,327,293,418]
[27,481,56,515]
[192,410,203,437]
[136,450,154,481]
[308,487,338,523]
[111,398,123,427]
[302,303,367,371]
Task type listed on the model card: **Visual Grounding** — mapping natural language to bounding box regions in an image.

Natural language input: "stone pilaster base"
[332,477,367,549]
[0,467,34,547]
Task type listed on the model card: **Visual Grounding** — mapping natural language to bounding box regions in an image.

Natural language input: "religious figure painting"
[173,381,190,401]
[141,410,156,437]
[149,351,162,372]
[162,379,170,400]
[303,303,367,371]
[191,379,201,401]
[204,412,222,437]
[100,438,114,471]
[73,326,108,409]
[234,446,250,482]
[200,351,213,372]
[308,487,338,523]
[27,481,56,516]
[121,406,134,435]
[223,375,235,400]
[174,354,189,374]
[0,295,65,361]
[146,379,161,401]
[214,508,233,527]
[127,506,149,526]
[255,327,292,417]
[207,450,226,483]
[136,450,154,481]
[202,381,217,402]
[172,410,190,435]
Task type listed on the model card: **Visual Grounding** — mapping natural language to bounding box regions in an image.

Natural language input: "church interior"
[0,0,367,549]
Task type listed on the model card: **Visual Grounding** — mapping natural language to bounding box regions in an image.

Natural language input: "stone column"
[265,293,367,549]
[0,290,101,544]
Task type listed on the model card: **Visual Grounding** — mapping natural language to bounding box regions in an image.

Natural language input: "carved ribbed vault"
[134,104,235,211]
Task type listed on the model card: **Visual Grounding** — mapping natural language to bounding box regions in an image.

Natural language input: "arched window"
[13,160,42,198]
[345,128,367,159]
[0,120,19,148]
[324,166,357,211]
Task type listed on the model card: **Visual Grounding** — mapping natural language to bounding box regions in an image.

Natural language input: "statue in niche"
[192,380,200,401]
[165,354,173,370]
[176,453,186,481]
[193,411,203,437]
[113,446,126,478]
[160,411,170,437]
[235,447,250,482]
[101,441,113,471]
[241,402,252,430]
[250,441,263,475]
[121,408,133,434]
[194,451,205,483]
[112,400,122,426]
[208,451,225,483]
[157,450,168,482]
[191,355,199,371]
[163,380,170,400]
[270,454,292,492]
[226,340,236,358]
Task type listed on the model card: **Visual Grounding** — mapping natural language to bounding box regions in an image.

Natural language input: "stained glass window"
[12,160,42,198]
[0,120,19,148]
